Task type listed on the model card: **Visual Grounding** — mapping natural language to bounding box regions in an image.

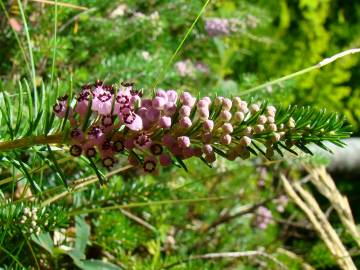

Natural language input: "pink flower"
[143,156,157,173]
[92,89,113,115]
[53,95,69,118]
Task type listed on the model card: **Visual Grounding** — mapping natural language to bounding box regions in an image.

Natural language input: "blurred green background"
[1,0,360,269]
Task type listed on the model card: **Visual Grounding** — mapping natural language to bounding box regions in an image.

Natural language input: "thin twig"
[41,164,133,206]
[152,0,211,89]
[29,0,88,10]
[162,251,288,270]
[240,48,360,96]
[120,209,157,232]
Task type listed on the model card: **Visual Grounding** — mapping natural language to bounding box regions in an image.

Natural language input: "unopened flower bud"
[177,136,191,148]
[268,123,277,132]
[180,92,196,107]
[239,101,248,113]
[220,134,232,145]
[220,110,232,121]
[250,104,260,114]
[258,115,267,125]
[267,116,275,123]
[255,124,265,133]
[267,105,276,117]
[159,116,172,129]
[234,111,245,122]
[179,105,191,117]
[180,117,192,128]
[240,136,252,146]
[222,123,233,134]
[203,119,214,132]
[244,126,253,136]
[288,117,295,128]
[271,133,281,142]
[222,98,232,111]
[203,144,213,155]
[152,96,166,110]
[233,96,241,107]
[198,106,210,120]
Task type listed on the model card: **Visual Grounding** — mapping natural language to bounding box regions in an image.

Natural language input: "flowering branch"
[47,80,351,174]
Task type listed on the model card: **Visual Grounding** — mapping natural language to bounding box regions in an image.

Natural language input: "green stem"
[240,48,360,96]
[151,0,211,89]
[69,194,239,216]
[0,134,63,152]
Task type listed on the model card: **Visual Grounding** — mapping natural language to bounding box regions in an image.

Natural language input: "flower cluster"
[20,207,41,235]
[174,59,209,77]
[275,195,289,213]
[53,81,347,174]
[253,206,273,230]
[204,18,242,37]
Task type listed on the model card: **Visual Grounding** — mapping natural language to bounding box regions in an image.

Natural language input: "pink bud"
[159,153,172,166]
[180,92,196,107]
[255,124,265,133]
[159,116,172,129]
[203,144,213,155]
[267,105,276,117]
[222,98,232,111]
[203,96,211,105]
[250,104,260,114]
[220,134,232,145]
[177,136,191,148]
[166,90,178,103]
[203,119,214,132]
[156,89,168,101]
[258,115,267,124]
[164,102,177,116]
[220,110,232,121]
[197,99,210,108]
[240,136,252,146]
[198,106,209,120]
[152,96,166,110]
[234,111,245,122]
[179,105,191,117]
[222,123,233,134]
[180,117,192,128]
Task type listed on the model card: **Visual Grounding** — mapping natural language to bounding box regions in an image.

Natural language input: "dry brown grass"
[281,168,358,270]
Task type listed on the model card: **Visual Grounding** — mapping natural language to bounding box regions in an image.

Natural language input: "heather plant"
[0,0,359,269]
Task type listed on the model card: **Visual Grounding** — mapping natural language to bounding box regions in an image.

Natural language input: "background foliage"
[0,0,359,269]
